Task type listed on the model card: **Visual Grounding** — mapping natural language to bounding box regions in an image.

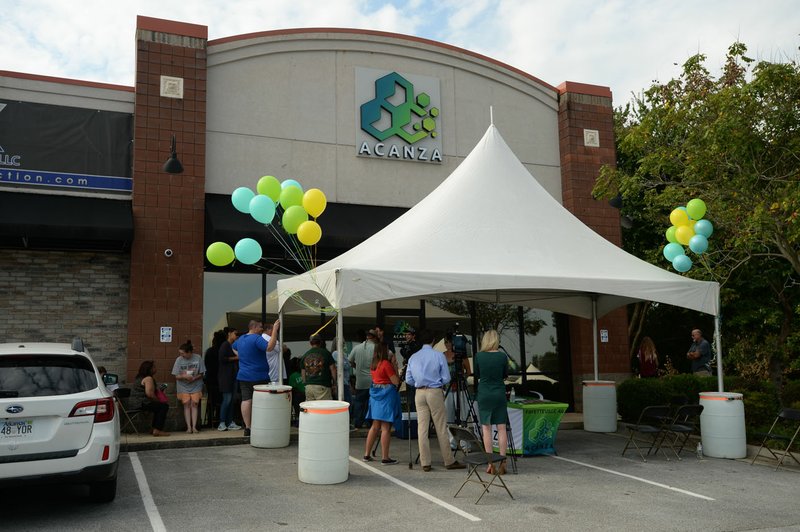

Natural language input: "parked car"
[0,338,120,502]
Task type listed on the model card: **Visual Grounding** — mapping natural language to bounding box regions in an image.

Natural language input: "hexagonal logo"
[355,68,442,163]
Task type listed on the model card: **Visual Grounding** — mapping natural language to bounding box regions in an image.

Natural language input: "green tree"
[594,42,800,388]
[429,300,545,340]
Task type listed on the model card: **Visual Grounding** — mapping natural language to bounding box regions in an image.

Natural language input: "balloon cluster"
[206,176,327,267]
[662,198,714,273]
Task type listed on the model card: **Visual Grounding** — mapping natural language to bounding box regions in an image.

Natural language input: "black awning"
[0,191,133,251]
[205,193,407,273]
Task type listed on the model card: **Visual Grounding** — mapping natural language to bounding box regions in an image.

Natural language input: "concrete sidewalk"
[119,411,586,451]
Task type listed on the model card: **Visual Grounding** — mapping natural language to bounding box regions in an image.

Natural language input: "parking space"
[2,430,797,531]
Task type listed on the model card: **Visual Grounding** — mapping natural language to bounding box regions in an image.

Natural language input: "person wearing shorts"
[172,339,206,433]
[232,319,277,436]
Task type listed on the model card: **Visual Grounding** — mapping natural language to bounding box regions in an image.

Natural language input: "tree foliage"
[594,42,800,386]
[429,300,545,339]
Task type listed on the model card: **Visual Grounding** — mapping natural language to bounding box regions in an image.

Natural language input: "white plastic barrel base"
[699,392,746,459]
[298,400,350,484]
[582,380,617,433]
[251,384,292,448]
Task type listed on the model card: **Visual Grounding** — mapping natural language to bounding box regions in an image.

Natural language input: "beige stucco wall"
[205,31,562,207]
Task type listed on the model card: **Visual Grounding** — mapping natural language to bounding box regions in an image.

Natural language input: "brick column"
[557,81,629,410]
[127,17,207,383]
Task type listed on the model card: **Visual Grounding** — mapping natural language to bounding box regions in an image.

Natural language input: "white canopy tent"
[277,125,722,399]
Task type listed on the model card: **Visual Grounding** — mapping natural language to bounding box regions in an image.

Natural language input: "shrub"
[617,378,671,422]
[781,380,800,406]
[742,391,781,440]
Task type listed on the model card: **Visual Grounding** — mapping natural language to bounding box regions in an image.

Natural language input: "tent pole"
[592,296,599,381]
[337,310,344,402]
[278,308,284,384]
[715,296,723,393]
[261,273,267,325]
[517,306,526,383]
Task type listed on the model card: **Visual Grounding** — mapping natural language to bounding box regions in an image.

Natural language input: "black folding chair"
[621,405,671,462]
[114,388,145,435]
[657,404,703,459]
[750,408,800,471]
[447,425,513,504]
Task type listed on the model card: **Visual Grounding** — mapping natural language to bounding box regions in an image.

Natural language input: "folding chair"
[750,408,800,471]
[621,405,671,462]
[114,388,145,435]
[447,424,513,504]
[657,404,703,460]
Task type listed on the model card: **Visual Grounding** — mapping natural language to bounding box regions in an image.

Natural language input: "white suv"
[0,338,120,502]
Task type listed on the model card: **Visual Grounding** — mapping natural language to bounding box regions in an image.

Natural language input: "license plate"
[1,419,34,439]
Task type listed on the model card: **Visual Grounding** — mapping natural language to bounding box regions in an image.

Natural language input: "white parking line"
[349,456,481,522]
[550,455,715,501]
[129,452,167,532]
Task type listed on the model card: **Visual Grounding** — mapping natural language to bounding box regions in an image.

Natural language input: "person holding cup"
[172,339,206,433]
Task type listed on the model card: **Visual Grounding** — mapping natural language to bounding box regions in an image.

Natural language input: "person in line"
[217,328,242,431]
[172,339,206,434]
[331,335,353,409]
[687,328,712,376]
[204,329,225,428]
[363,341,401,464]
[443,333,472,447]
[474,329,509,474]
[263,321,287,384]
[348,329,375,428]
[287,358,306,425]
[634,336,659,378]
[301,334,336,400]
[232,319,275,437]
[130,360,170,437]
[405,329,465,472]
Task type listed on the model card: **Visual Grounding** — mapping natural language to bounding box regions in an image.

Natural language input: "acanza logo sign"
[355,68,442,163]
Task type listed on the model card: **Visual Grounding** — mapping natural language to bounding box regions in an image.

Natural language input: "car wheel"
[89,476,117,503]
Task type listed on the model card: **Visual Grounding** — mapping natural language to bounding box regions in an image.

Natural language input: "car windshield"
[0,355,97,397]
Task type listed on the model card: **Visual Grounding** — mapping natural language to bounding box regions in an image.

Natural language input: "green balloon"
[206,242,234,266]
[279,185,303,209]
[282,205,308,234]
[666,226,678,243]
[257,175,281,201]
[686,198,707,220]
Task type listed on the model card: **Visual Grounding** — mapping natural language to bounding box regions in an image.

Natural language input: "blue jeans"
[220,392,234,426]
[353,388,370,428]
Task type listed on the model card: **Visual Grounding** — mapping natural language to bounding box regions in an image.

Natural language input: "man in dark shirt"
[301,334,336,400]
[687,329,712,376]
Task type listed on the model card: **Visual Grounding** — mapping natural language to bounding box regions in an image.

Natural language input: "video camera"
[448,323,470,362]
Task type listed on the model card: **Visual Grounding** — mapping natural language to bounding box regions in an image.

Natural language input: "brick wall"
[557,82,630,409]
[127,16,208,386]
[0,250,130,377]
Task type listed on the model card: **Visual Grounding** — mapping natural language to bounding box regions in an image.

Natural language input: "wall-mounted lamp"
[163,134,183,174]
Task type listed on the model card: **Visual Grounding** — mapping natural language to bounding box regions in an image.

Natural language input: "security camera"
[164,249,173,258]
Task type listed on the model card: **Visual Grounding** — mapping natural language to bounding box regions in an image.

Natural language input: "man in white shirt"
[261,320,286,383]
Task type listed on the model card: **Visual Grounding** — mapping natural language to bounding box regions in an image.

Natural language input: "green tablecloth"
[506,399,568,456]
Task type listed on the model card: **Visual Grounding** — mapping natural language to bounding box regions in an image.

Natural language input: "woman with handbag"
[131,360,171,436]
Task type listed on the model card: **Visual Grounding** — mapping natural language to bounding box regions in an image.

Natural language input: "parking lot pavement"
[2,430,798,531]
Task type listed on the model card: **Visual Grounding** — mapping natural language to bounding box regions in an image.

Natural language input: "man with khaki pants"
[405,330,465,472]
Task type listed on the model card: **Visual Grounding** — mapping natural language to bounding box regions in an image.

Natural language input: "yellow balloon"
[675,224,695,246]
[297,220,322,246]
[302,188,327,218]
[669,208,690,227]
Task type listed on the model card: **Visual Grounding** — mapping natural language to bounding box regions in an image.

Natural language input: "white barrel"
[251,384,292,448]
[298,400,350,484]
[582,380,617,433]
[699,392,746,459]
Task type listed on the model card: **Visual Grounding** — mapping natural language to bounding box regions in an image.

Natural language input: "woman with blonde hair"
[473,329,509,474]
[636,336,659,378]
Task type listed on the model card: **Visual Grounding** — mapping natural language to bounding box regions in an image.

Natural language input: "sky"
[1,0,798,104]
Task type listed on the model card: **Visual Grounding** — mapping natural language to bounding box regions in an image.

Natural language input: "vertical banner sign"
[355,67,443,163]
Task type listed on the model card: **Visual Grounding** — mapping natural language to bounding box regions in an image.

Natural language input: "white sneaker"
[227,422,242,430]
[217,422,228,432]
